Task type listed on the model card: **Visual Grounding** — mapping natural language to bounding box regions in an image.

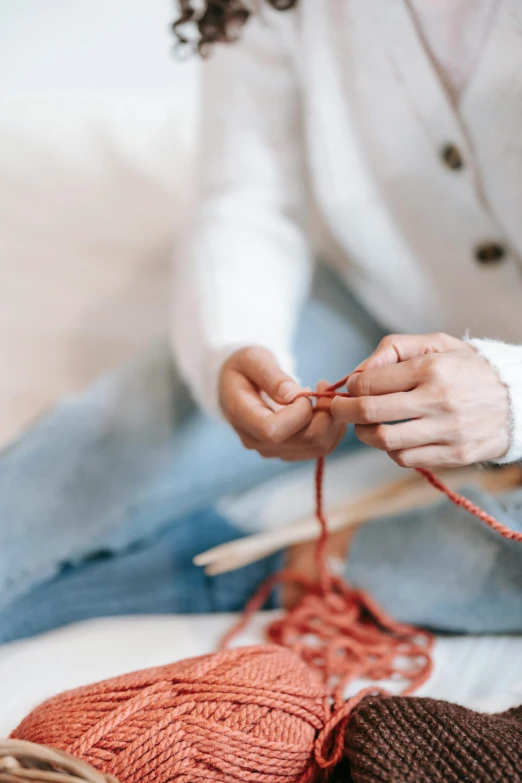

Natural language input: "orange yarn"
[415,467,522,542]
[300,374,522,542]
[10,374,521,783]
[13,645,329,783]
[223,376,522,766]
[221,456,434,771]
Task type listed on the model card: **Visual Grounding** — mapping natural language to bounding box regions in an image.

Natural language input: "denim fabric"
[0,267,382,639]
[1,265,522,644]
[0,508,284,644]
[347,484,522,633]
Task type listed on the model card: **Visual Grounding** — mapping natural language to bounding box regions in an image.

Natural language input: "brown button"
[475,242,506,264]
[441,143,464,170]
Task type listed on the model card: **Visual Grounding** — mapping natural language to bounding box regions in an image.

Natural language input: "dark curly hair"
[173,0,297,54]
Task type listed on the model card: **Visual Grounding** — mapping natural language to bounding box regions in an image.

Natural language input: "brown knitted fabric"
[344,695,522,783]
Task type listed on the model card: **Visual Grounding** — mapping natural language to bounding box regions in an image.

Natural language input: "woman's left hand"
[331,333,511,468]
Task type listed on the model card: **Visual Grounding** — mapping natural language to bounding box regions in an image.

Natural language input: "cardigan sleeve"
[171,10,312,416]
[468,338,522,463]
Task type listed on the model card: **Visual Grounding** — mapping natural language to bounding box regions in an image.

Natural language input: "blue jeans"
[1,268,522,644]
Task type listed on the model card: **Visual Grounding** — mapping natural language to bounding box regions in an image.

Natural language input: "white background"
[0,0,188,94]
[0,1,199,446]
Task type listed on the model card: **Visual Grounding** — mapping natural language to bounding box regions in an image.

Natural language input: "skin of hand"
[330,332,510,468]
[219,346,346,461]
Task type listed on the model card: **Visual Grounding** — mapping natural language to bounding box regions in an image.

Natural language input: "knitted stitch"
[345,695,522,782]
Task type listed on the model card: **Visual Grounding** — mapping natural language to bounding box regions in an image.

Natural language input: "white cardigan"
[172,0,522,462]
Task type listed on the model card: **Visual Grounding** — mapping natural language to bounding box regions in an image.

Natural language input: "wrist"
[467,338,522,464]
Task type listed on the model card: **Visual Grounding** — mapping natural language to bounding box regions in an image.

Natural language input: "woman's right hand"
[219,347,346,461]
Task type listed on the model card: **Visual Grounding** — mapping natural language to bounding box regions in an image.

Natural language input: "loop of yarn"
[221,452,434,772]
[10,374,521,783]
[222,376,521,767]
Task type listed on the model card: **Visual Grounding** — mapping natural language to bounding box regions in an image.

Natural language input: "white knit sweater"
[172,0,522,463]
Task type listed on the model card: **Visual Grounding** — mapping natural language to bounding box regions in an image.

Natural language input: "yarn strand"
[415,466,522,542]
[224,374,521,771]
[300,376,522,542]
[11,374,522,783]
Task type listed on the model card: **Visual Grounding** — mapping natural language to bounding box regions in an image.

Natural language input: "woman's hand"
[219,347,346,461]
[331,333,510,467]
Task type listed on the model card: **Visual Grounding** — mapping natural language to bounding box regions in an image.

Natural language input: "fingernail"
[259,390,284,412]
[277,380,298,402]
[346,371,361,392]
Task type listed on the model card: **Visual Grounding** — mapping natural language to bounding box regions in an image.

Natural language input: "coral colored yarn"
[300,375,522,543]
[12,646,329,783]
[10,375,522,783]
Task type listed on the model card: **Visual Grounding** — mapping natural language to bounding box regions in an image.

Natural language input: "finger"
[355,333,461,373]
[331,390,424,425]
[266,397,315,442]
[249,429,346,460]
[226,361,314,440]
[290,380,334,439]
[388,443,477,469]
[236,422,334,457]
[231,391,313,443]
[239,347,301,404]
[225,374,275,440]
[347,360,420,397]
[278,453,315,462]
[313,380,335,413]
[236,418,344,460]
[256,447,319,461]
[235,429,309,460]
[263,418,346,458]
[279,438,344,460]
[354,419,449,452]
[284,419,345,452]
[327,423,348,453]
[259,390,284,412]
[284,381,342,448]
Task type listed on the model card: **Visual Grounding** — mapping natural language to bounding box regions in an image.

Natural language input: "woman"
[173,0,521,468]
[1,0,521,643]
[171,0,522,619]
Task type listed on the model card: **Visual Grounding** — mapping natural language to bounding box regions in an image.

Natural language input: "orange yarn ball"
[11,645,330,783]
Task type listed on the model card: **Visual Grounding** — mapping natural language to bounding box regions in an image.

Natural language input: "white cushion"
[0,0,199,447]
[1,613,521,736]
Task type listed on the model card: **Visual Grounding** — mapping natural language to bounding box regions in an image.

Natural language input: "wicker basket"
[0,740,119,783]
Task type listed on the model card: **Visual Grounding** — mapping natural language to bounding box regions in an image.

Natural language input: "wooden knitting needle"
[194,466,522,576]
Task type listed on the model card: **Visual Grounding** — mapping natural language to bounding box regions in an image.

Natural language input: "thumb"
[237,347,301,404]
